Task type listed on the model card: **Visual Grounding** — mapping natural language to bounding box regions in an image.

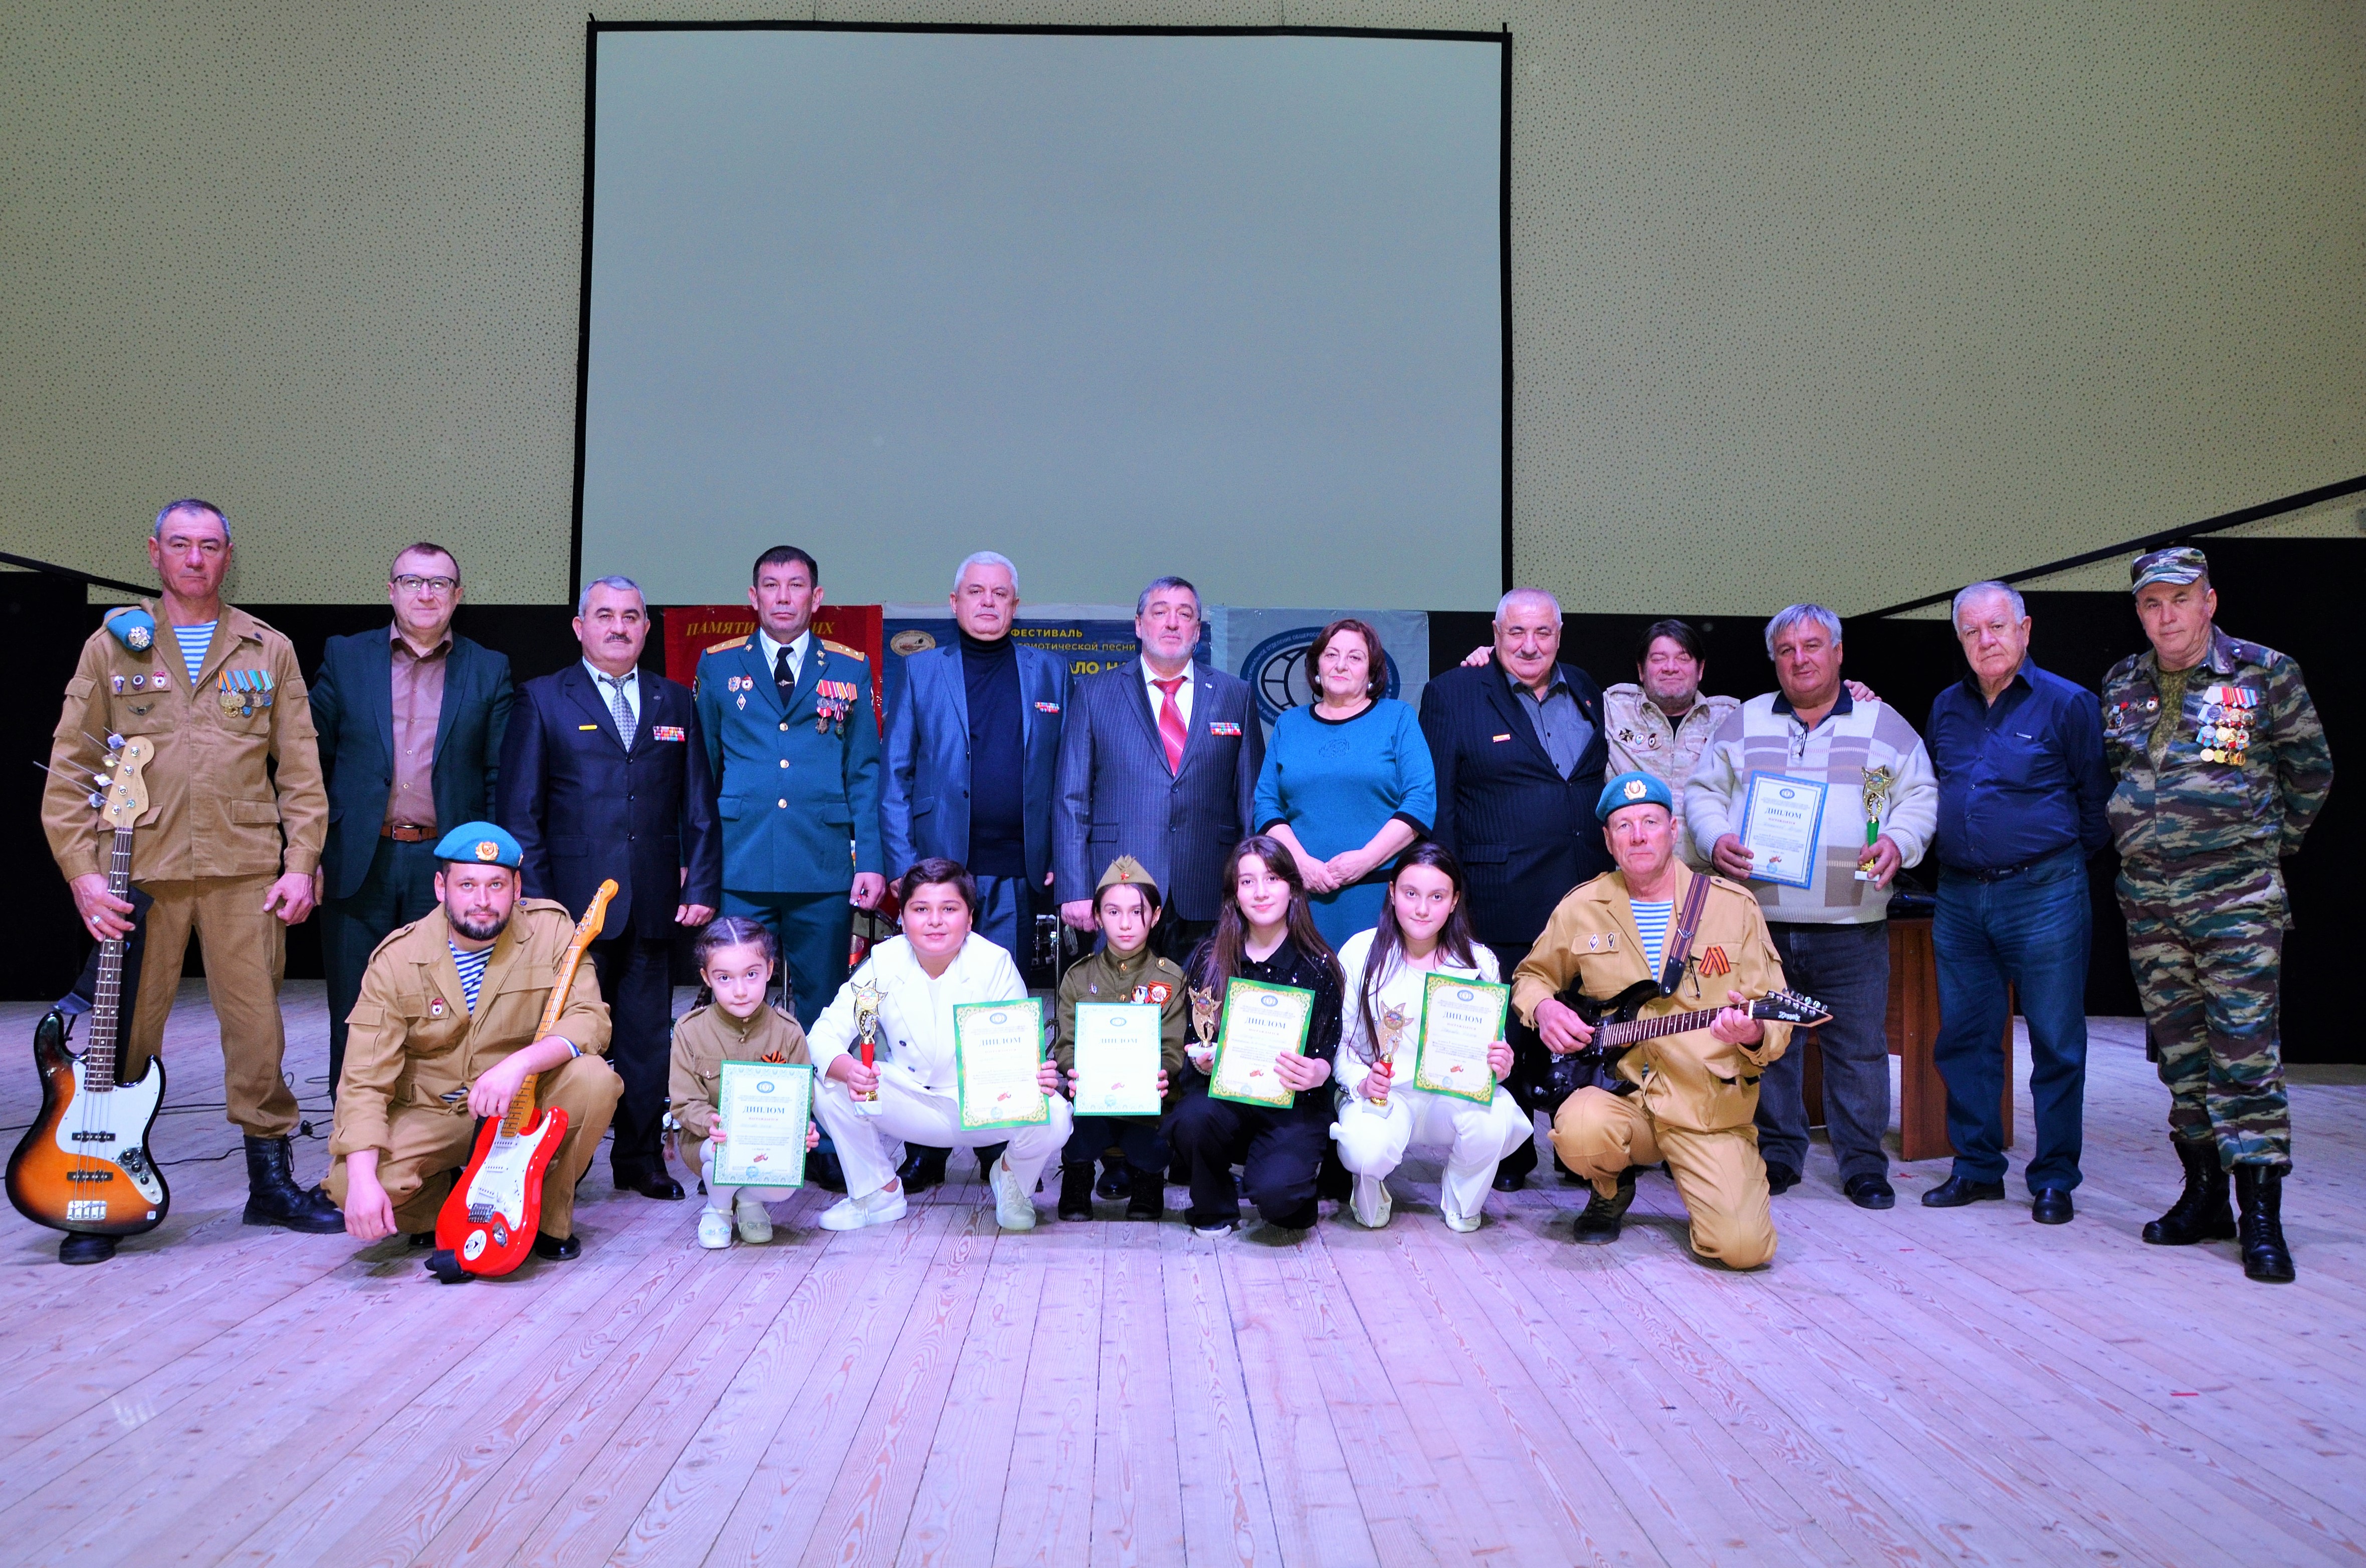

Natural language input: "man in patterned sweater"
[1686,604,1938,1210]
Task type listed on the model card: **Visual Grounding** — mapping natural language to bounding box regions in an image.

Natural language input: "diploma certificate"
[1413,973,1509,1103]
[1740,772,1827,890]
[954,998,1049,1131]
[1210,979,1314,1108]
[1072,1003,1163,1117]
[713,1062,812,1189]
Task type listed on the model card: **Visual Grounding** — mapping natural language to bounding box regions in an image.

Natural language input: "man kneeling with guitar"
[1511,772,1820,1269]
[327,822,619,1261]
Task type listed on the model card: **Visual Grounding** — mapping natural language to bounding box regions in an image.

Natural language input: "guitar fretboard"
[82,829,133,1092]
[1598,1006,1739,1049]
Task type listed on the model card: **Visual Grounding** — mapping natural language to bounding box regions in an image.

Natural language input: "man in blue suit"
[695,546,885,1034]
[312,542,513,1098]
[882,551,1067,958]
[499,575,721,1199]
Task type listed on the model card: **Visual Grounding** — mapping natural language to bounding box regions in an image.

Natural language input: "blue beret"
[104,606,156,653]
[1596,770,1674,822]
[433,820,522,868]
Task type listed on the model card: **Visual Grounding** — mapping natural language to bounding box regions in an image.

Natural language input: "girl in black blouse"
[1170,834,1346,1234]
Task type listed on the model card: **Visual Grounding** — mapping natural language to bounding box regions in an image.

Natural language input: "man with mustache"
[498,576,720,1202]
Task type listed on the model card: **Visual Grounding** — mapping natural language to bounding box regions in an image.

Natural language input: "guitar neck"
[501,1071,540,1136]
[83,828,134,1085]
[1599,1002,1755,1049]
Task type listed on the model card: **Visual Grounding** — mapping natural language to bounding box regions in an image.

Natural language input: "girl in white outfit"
[1332,844,1530,1231]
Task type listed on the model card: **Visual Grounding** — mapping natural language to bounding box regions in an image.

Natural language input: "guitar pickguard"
[465,1125,555,1226]
[49,1059,167,1206]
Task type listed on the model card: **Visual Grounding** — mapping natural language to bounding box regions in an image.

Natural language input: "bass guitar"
[427,878,614,1283]
[1510,978,1831,1103]
[8,736,170,1241]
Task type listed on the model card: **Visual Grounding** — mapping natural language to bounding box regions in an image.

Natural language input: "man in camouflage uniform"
[2101,546,2331,1282]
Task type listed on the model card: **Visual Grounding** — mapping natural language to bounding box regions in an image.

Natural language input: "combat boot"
[1572,1166,1638,1245]
[242,1135,345,1233]
[1125,1164,1165,1222]
[2234,1165,2296,1283]
[1058,1164,1096,1221]
[2141,1138,2234,1246]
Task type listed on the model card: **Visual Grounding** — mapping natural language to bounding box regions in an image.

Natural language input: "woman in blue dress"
[1254,619,1437,948]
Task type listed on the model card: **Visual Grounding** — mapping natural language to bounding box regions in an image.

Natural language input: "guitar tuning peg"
[87,791,104,809]
[106,733,123,749]
[92,773,111,787]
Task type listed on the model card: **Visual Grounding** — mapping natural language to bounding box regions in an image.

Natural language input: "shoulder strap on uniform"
[819,638,863,661]
[1659,869,1714,997]
[706,635,749,653]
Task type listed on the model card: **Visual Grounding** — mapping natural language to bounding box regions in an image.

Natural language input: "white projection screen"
[576,26,1507,610]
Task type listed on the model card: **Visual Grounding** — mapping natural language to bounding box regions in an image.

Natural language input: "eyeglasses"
[393,575,458,596]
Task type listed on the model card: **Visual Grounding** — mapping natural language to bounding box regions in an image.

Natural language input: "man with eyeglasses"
[312,543,514,1100]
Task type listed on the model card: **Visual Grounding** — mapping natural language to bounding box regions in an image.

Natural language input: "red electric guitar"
[427,878,613,1282]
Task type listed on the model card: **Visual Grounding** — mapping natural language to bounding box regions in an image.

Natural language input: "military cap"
[2131,545,2209,591]
[103,606,156,653]
[1097,854,1161,902]
[1596,769,1675,822]
[433,820,522,868]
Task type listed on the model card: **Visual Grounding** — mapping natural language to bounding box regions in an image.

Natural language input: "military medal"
[130,674,145,690]
[429,999,446,1018]
[111,675,126,694]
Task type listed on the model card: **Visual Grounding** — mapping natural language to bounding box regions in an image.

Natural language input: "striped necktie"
[602,672,636,749]
[1153,677,1188,773]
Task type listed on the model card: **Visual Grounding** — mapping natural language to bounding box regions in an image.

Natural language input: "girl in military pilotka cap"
[668,918,817,1249]
[1048,857,1190,1222]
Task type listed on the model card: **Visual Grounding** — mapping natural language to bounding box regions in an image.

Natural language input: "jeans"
[1935,849,2090,1191]
[1757,921,1891,1182]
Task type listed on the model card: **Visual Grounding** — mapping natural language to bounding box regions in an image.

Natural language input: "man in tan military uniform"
[328,821,618,1254]
[41,499,340,1234]
[1513,771,1796,1269]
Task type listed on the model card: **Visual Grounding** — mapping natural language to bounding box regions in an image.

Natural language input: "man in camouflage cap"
[2101,545,2331,1282]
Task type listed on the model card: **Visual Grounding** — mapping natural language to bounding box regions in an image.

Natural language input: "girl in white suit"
[1332,844,1530,1232]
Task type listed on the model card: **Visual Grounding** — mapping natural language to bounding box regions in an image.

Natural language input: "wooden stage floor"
[0,982,2358,1567]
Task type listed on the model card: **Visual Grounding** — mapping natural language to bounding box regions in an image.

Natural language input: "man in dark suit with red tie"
[1053,576,1264,961]
[1419,587,1612,1189]
[498,575,721,1199]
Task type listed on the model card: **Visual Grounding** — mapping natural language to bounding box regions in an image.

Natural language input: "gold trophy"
[851,980,885,1115]
[1856,764,1896,882]
[1187,984,1220,1075]
[1368,1002,1413,1110]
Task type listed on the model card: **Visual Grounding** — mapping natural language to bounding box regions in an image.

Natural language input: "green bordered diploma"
[713,1061,812,1189]
[954,997,1049,1131]
[1413,972,1509,1103]
[1740,772,1826,890]
[1072,1002,1163,1117]
[1209,978,1314,1108]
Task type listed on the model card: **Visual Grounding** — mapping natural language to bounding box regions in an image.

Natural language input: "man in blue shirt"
[1921,581,2110,1223]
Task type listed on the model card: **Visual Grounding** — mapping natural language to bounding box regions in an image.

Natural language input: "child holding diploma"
[669,918,818,1249]
[807,858,1071,1233]
[1050,857,1189,1222]
[1167,835,1345,1236]
[1332,845,1529,1232]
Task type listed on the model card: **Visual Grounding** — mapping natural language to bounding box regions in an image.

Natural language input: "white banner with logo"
[1209,609,1431,741]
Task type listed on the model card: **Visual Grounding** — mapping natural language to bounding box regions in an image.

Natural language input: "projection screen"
[576,26,1507,610]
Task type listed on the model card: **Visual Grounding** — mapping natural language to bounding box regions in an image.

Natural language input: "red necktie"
[1153,676,1189,773]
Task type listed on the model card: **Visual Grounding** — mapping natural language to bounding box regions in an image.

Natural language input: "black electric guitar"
[1509,979,1831,1103]
[8,736,170,1238]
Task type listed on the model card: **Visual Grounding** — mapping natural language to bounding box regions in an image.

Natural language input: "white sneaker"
[819,1186,908,1231]
[735,1194,774,1244]
[989,1159,1037,1231]
[1441,1204,1481,1234]
[697,1208,734,1249]
[1193,1220,1236,1238]
[1351,1174,1392,1230]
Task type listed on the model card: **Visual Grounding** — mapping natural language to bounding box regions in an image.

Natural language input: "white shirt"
[807,933,1028,1094]
[1142,660,1196,729]
[759,627,813,688]
[582,660,640,726]
[1333,928,1500,1099]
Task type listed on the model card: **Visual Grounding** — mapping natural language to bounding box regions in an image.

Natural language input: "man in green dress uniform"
[2101,546,2331,1283]
[694,546,885,1033]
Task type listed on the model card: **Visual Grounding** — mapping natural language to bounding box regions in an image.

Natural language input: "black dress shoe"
[1493,1166,1528,1193]
[2031,1188,2074,1225]
[532,1232,581,1261]
[1764,1163,1800,1195]
[616,1167,686,1200]
[1095,1160,1131,1201]
[897,1146,949,1195]
[407,1230,436,1248]
[58,1233,117,1265]
[1921,1174,2007,1207]
[1845,1174,1896,1210]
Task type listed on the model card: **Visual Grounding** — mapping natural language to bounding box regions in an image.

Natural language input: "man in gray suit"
[881,550,1068,959]
[1054,576,1263,961]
